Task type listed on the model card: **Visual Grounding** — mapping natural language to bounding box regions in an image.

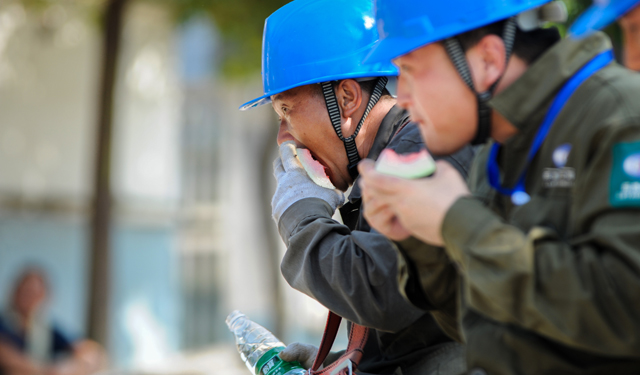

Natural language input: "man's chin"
[330,175,350,192]
[325,170,350,192]
[425,138,467,156]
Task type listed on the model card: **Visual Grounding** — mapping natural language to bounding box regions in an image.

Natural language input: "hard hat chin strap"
[444,17,517,145]
[321,76,388,179]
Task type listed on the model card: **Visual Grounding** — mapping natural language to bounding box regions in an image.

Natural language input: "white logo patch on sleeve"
[544,144,575,188]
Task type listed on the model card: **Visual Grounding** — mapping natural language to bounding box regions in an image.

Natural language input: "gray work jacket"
[278,105,474,374]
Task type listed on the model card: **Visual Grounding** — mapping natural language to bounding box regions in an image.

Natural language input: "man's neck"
[490,56,528,143]
[356,97,397,159]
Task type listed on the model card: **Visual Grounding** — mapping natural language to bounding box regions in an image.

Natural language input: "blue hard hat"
[570,0,640,38]
[239,0,398,111]
[364,0,553,64]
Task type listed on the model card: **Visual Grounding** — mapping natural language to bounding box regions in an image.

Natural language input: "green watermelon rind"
[375,150,436,179]
[375,162,436,179]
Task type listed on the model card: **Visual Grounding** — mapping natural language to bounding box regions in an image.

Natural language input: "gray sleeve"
[278,198,425,333]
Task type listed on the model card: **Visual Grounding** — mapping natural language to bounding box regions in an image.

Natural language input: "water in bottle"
[226,310,307,375]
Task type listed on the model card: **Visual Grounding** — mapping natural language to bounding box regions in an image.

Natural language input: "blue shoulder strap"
[487,50,615,205]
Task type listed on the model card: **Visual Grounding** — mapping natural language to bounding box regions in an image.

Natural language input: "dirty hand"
[279,342,319,369]
[358,159,470,246]
[272,141,345,223]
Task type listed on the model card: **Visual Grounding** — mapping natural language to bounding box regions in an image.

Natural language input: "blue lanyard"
[487,50,614,206]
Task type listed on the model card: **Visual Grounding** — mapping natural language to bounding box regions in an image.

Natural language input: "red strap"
[311,312,342,371]
[346,321,369,353]
[310,311,369,375]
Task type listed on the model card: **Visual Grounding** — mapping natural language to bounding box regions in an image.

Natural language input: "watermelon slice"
[297,148,337,189]
[375,148,436,179]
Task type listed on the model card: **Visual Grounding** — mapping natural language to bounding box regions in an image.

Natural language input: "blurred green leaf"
[153,0,289,78]
[19,0,287,78]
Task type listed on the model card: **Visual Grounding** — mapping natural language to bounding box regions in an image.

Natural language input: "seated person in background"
[0,268,104,375]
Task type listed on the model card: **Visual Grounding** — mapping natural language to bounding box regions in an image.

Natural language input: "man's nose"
[277,120,295,145]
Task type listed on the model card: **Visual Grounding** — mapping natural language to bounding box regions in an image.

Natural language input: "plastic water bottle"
[226,311,307,375]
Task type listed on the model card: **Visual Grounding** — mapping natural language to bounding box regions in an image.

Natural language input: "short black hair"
[318,78,392,99]
[456,20,561,65]
[356,79,392,98]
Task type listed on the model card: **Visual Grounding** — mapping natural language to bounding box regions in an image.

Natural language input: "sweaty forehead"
[272,84,319,104]
[402,43,438,62]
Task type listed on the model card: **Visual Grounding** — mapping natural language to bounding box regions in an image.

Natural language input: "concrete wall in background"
[0,1,182,367]
[0,0,99,341]
[0,2,99,202]
[0,1,332,371]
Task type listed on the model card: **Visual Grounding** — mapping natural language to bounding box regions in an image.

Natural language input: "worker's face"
[14,273,48,317]
[620,5,640,71]
[392,43,478,155]
[272,85,352,191]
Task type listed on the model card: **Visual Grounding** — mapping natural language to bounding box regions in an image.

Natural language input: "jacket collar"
[367,104,411,161]
[489,32,613,149]
[348,104,410,203]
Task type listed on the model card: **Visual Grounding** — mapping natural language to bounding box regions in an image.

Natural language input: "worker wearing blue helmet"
[570,0,640,38]
[358,0,640,374]
[571,0,640,70]
[240,0,474,374]
[619,3,640,70]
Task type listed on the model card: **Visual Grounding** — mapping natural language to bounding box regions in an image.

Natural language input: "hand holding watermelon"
[358,155,470,246]
[271,141,345,223]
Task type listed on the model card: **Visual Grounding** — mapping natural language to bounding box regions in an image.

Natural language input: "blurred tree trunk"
[87,0,127,347]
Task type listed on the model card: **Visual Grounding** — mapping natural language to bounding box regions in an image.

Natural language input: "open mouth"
[296,147,336,190]
[308,151,330,175]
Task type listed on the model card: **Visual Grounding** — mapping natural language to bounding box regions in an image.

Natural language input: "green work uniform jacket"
[395,32,640,374]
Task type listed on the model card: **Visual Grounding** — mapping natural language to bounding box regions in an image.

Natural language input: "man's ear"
[467,34,507,93]
[335,79,363,118]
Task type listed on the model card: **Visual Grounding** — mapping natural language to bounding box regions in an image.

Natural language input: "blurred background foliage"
[155,0,290,77]
[17,0,621,78]
[19,0,289,78]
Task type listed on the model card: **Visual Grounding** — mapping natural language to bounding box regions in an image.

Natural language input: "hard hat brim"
[238,71,397,111]
[239,95,272,111]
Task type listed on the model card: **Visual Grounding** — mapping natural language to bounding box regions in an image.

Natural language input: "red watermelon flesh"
[297,148,337,189]
[375,148,436,179]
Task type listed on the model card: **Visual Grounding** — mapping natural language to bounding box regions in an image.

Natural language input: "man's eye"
[281,106,288,114]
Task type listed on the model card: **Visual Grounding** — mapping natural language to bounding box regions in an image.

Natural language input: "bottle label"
[256,347,306,375]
